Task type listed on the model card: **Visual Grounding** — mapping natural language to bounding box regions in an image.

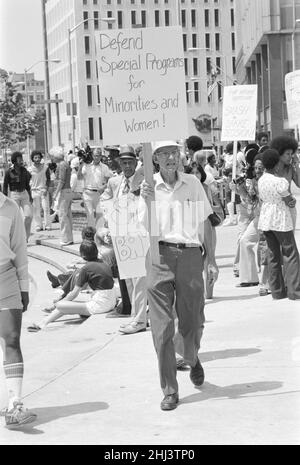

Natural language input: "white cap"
[70,156,80,169]
[152,141,180,154]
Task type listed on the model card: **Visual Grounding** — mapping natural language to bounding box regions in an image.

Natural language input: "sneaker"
[45,226,51,231]
[35,226,42,232]
[5,402,37,428]
[60,241,74,246]
[190,358,205,387]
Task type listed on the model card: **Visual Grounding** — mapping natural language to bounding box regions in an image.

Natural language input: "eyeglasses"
[156,149,179,159]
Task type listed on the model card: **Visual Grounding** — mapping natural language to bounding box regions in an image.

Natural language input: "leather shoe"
[190,358,205,387]
[46,270,60,288]
[160,393,179,411]
[119,322,146,335]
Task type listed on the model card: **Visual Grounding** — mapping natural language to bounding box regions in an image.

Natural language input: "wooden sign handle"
[142,142,160,265]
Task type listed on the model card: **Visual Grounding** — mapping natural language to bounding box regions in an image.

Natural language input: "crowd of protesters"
[1,132,300,425]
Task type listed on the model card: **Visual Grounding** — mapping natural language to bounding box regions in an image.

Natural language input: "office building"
[44,0,237,149]
[235,0,300,138]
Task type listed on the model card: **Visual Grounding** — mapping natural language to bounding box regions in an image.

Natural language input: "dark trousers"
[264,230,300,300]
[118,278,132,314]
[146,245,205,396]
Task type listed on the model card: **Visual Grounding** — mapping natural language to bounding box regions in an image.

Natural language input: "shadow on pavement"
[6,402,109,435]
[200,348,261,363]
[181,381,283,404]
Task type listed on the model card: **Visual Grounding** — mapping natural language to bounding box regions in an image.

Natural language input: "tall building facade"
[235,0,300,138]
[44,0,237,150]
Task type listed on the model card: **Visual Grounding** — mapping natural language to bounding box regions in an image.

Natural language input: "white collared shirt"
[0,192,29,291]
[140,172,212,245]
[82,162,111,190]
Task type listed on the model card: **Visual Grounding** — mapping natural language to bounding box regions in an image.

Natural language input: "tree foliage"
[0,68,46,149]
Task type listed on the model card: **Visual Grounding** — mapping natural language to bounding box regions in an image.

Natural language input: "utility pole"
[41,0,52,150]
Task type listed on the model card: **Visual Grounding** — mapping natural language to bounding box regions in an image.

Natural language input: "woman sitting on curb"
[27,240,117,332]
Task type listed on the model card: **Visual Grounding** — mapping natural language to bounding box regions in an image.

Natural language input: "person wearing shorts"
[0,191,37,427]
[27,240,117,331]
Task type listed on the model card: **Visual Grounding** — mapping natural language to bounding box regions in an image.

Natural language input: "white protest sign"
[96,26,188,145]
[221,85,258,141]
[285,70,300,126]
[105,198,149,279]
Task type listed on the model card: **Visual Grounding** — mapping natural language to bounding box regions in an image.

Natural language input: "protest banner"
[96,26,188,145]
[285,71,300,135]
[221,85,258,142]
[96,26,188,271]
[221,85,258,202]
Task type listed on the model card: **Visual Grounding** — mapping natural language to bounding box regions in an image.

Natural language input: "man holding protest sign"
[140,141,218,411]
[101,145,148,334]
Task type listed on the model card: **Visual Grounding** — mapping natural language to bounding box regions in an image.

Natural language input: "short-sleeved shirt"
[82,162,111,190]
[258,173,294,232]
[139,172,213,246]
[75,260,114,290]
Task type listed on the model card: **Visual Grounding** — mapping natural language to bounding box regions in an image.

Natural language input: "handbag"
[209,197,225,227]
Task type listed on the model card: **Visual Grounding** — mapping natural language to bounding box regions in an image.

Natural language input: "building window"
[205,33,210,50]
[192,33,197,48]
[204,9,209,27]
[97,85,100,104]
[206,57,211,74]
[155,10,160,27]
[94,11,99,29]
[83,0,87,4]
[184,58,188,76]
[232,57,236,74]
[181,10,186,27]
[193,57,198,76]
[88,117,94,141]
[165,10,170,26]
[84,36,90,54]
[231,32,235,51]
[186,82,190,104]
[99,118,103,140]
[118,11,123,28]
[93,0,98,3]
[214,9,219,27]
[87,85,93,106]
[83,11,89,29]
[216,57,221,74]
[131,11,136,26]
[141,10,146,27]
[86,61,91,79]
[215,33,220,51]
[231,8,235,27]
[194,82,199,103]
[107,11,113,29]
[191,9,196,27]
[218,81,222,100]
[183,34,187,51]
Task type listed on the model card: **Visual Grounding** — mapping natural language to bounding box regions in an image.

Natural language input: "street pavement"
[0,193,300,445]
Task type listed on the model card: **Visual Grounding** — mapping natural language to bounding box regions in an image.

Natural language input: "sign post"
[96,26,188,268]
[221,85,258,202]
